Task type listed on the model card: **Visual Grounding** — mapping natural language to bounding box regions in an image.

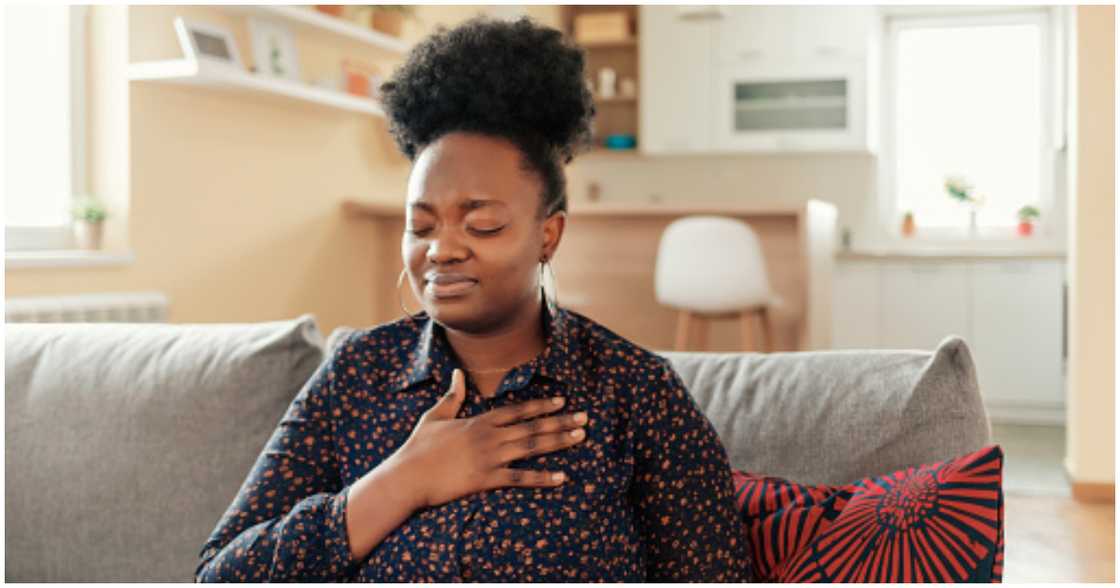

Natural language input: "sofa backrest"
[660,336,992,486]
[5,315,325,582]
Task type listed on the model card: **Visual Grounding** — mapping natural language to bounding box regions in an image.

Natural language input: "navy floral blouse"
[195,304,753,582]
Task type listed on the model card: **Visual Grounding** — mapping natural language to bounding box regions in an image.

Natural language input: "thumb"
[431,368,466,419]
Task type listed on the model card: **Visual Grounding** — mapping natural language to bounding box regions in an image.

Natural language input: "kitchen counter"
[343,198,838,351]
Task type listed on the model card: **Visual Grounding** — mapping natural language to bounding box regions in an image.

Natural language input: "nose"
[426,228,469,265]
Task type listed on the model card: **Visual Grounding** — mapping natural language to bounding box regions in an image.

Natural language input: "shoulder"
[323,315,427,375]
[561,308,675,383]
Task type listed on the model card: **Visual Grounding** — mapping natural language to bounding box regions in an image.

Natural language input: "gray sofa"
[5,314,991,582]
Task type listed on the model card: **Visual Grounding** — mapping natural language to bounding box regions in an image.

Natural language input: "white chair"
[655,215,782,352]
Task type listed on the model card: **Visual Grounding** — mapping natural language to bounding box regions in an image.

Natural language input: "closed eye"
[469,226,505,236]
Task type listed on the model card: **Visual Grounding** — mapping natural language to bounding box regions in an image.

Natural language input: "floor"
[990,423,1115,582]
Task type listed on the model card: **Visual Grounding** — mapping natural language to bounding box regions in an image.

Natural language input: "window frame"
[5,5,89,252]
[876,6,1065,248]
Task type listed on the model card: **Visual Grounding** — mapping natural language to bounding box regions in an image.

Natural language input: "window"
[881,8,1062,241]
[4,5,88,251]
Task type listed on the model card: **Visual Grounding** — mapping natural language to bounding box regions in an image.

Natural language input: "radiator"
[5,292,169,323]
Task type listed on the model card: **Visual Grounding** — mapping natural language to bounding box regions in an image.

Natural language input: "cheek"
[402,238,425,272]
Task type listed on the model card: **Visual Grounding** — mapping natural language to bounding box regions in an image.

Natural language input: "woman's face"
[402,132,565,334]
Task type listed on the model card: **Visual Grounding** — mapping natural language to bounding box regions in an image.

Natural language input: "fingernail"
[552,472,565,482]
[574,412,587,424]
[552,397,564,406]
[570,428,584,438]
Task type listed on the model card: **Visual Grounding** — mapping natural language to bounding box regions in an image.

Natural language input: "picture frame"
[247,17,301,83]
[174,16,244,70]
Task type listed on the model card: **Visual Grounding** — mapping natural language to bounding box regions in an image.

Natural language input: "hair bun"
[380,15,596,164]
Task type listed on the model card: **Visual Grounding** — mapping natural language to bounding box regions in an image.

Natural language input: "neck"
[444,298,547,372]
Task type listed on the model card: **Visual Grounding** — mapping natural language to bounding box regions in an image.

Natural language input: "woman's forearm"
[344,453,424,564]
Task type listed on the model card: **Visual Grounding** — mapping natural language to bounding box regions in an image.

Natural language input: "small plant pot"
[74,220,104,250]
[371,9,404,37]
[314,5,344,17]
[901,215,916,238]
[1018,221,1034,237]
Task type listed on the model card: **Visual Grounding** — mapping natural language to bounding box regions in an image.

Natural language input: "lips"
[423,272,478,299]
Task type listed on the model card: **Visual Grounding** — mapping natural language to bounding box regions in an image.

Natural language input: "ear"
[540,211,566,262]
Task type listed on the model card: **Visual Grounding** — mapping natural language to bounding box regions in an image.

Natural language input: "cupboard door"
[790,6,877,61]
[832,261,881,349]
[714,6,795,65]
[970,260,1064,407]
[639,6,715,154]
[880,262,970,351]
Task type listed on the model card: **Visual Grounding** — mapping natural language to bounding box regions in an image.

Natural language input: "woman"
[196,15,753,582]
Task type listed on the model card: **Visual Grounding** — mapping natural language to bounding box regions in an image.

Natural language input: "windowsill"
[840,226,1067,260]
[837,248,1067,261]
[6,249,136,269]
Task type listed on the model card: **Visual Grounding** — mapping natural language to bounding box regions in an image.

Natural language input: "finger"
[495,427,586,464]
[495,411,588,445]
[430,368,465,420]
[484,396,566,427]
[490,468,567,489]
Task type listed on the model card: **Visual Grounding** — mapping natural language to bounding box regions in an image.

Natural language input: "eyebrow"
[409,199,508,213]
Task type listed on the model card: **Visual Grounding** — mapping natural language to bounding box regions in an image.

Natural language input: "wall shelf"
[221,5,410,54]
[128,58,386,117]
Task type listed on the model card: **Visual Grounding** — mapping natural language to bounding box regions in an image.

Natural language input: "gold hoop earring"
[397,269,423,321]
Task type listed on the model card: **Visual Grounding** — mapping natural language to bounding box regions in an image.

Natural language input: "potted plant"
[366,5,415,37]
[314,5,345,17]
[901,210,916,237]
[945,175,986,237]
[71,195,108,250]
[1017,205,1041,236]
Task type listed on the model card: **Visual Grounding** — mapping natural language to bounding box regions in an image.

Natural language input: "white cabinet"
[970,260,1064,409]
[832,261,881,349]
[833,257,1067,424]
[709,5,879,153]
[712,58,873,153]
[714,6,794,64]
[714,6,877,64]
[638,6,716,154]
[639,5,880,155]
[789,6,877,61]
[880,262,971,350]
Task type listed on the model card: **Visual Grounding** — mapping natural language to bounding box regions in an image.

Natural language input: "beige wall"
[1065,5,1115,486]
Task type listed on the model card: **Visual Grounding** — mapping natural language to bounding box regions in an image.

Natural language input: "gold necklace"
[463,364,518,375]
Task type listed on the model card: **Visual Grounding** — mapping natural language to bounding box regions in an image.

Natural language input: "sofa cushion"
[732,444,1005,583]
[4,315,326,582]
[731,471,845,580]
[661,336,992,486]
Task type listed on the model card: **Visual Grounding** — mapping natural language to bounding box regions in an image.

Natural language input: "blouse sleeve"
[629,358,755,582]
[195,337,363,582]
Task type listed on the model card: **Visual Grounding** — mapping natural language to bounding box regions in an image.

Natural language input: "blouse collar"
[390,300,580,396]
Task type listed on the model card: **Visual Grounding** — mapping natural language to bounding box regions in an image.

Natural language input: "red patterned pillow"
[732,445,1005,583]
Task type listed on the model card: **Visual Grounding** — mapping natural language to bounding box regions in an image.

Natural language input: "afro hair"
[379,15,596,217]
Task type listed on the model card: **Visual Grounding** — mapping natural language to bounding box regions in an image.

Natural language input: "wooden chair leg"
[694,314,708,351]
[740,311,757,352]
[760,306,775,352]
[674,311,692,351]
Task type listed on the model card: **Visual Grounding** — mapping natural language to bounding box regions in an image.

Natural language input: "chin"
[423,298,490,332]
